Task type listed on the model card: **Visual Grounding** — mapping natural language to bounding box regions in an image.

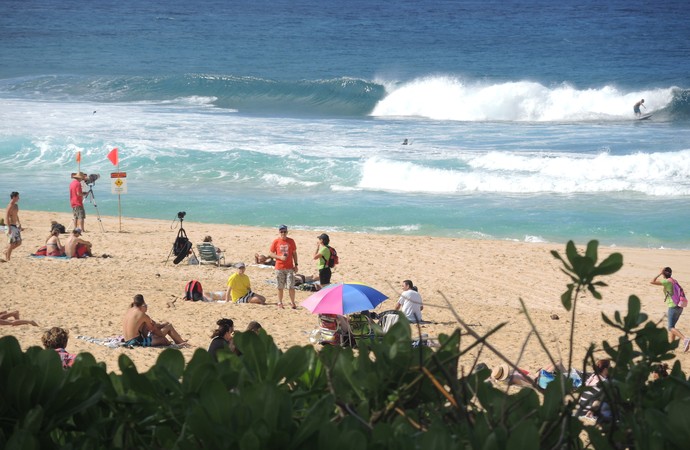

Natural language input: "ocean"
[1,0,689,248]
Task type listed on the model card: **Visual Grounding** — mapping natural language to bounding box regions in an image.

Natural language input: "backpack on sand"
[667,278,688,308]
[185,280,204,301]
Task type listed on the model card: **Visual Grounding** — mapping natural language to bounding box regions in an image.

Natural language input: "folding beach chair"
[309,314,353,347]
[347,312,377,347]
[196,242,225,267]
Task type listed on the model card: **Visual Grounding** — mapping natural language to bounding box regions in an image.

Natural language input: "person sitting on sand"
[64,228,92,258]
[395,280,423,323]
[585,358,611,387]
[254,253,275,266]
[225,262,266,304]
[45,228,65,256]
[123,294,187,347]
[208,318,235,362]
[246,321,263,333]
[41,326,76,368]
[0,310,38,326]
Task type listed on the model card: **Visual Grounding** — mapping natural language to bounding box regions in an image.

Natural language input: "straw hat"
[71,172,86,180]
[491,364,510,381]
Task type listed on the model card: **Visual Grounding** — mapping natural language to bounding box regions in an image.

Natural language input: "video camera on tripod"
[166,211,194,265]
[85,173,100,186]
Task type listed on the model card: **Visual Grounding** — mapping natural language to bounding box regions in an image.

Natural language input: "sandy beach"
[2,210,689,375]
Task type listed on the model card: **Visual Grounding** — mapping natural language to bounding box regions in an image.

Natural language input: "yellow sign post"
[110,172,127,232]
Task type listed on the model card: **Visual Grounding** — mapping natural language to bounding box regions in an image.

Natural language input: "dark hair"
[131,294,145,307]
[212,318,234,338]
[594,359,611,373]
[203,236,213,242]
[246,321,262,333]
[42,327,69,349]
[663,267,672,278]
[403,280,414,290]
[10,191,19,199]
[653,363,669,378]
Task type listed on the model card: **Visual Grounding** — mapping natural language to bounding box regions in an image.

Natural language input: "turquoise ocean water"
[1,0,689,248]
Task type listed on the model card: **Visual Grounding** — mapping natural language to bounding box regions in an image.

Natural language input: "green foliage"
[1,240,690,449]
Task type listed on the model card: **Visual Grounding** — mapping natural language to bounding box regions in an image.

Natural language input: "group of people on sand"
[3,173,96,262]
[122,293,264,364]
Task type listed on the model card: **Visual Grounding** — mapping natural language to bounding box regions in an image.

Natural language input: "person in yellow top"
[225,262,266,304]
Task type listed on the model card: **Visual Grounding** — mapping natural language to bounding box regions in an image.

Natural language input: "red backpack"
[322,246,339,268]
[184,280,203,301]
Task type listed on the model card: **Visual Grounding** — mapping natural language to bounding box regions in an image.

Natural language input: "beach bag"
[185,280,203,301]
[324,246,339,268]
[667,278,688,308]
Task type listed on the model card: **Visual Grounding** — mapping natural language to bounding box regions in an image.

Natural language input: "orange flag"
[76,151,81,163]
[107,148,119,166]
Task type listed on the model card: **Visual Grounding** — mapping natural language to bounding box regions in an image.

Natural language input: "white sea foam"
[359,151,690,196]
[371,76,676,122]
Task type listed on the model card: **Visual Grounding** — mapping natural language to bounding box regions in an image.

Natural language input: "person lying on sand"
[123,294,187,346]
[0,310,38,326]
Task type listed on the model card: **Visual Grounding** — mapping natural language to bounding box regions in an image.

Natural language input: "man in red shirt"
[269,224,299,309]
[69,172,88,232]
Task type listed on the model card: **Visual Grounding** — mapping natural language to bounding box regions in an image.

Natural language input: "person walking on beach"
[268,224,298,309]
[123,294,187,346]
[395,279,424,323]
[651,267,690,352]
[313,233,332,285]
[225,262,266,304]
[633,99,646,116]
[3,191,23,262]
[69,172,88,232]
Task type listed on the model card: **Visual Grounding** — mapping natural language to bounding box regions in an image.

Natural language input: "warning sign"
[111,172,127,194]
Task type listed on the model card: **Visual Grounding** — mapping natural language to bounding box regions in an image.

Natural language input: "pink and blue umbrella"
[301,283,388,315]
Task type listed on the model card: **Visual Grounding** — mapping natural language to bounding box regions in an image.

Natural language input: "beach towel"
[77,335,188,349]
[77,335,127,348]
[30,254,70,259]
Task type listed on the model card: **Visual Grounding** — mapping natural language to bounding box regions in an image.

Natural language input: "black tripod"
[84,183,106,232]
[165,216,195,265]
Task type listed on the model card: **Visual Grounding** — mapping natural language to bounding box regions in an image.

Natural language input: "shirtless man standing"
[3,191,22,262]
[122,294,187,347]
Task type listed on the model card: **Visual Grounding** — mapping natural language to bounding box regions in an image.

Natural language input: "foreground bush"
[1,240,689,449]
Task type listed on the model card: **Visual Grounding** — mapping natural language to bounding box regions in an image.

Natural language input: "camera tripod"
[84,183,106,232]
[165,216,196,265]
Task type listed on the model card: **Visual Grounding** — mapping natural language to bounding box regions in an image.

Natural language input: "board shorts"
[236,291,255,303]
[668,306,683,329]
[125,334,153,347]
[276,269,295,289]
[73,205,86,220]
[8,225,21,244]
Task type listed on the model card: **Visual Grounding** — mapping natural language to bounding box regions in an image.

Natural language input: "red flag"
[107,148,119,166]
[76,151,81,163]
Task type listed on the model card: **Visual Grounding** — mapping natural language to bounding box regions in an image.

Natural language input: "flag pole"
[117,161,122,232]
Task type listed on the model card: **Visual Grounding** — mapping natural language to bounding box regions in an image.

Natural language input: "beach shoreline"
[2,209,689,374]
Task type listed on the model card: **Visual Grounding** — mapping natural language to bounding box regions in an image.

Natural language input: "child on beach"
[41,327,76,368]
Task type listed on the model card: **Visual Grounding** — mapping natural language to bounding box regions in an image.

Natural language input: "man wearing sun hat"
[268,225,298,309]
[69,172,88,232]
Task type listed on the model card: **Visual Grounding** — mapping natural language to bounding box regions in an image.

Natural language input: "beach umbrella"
[301,283,388,315]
